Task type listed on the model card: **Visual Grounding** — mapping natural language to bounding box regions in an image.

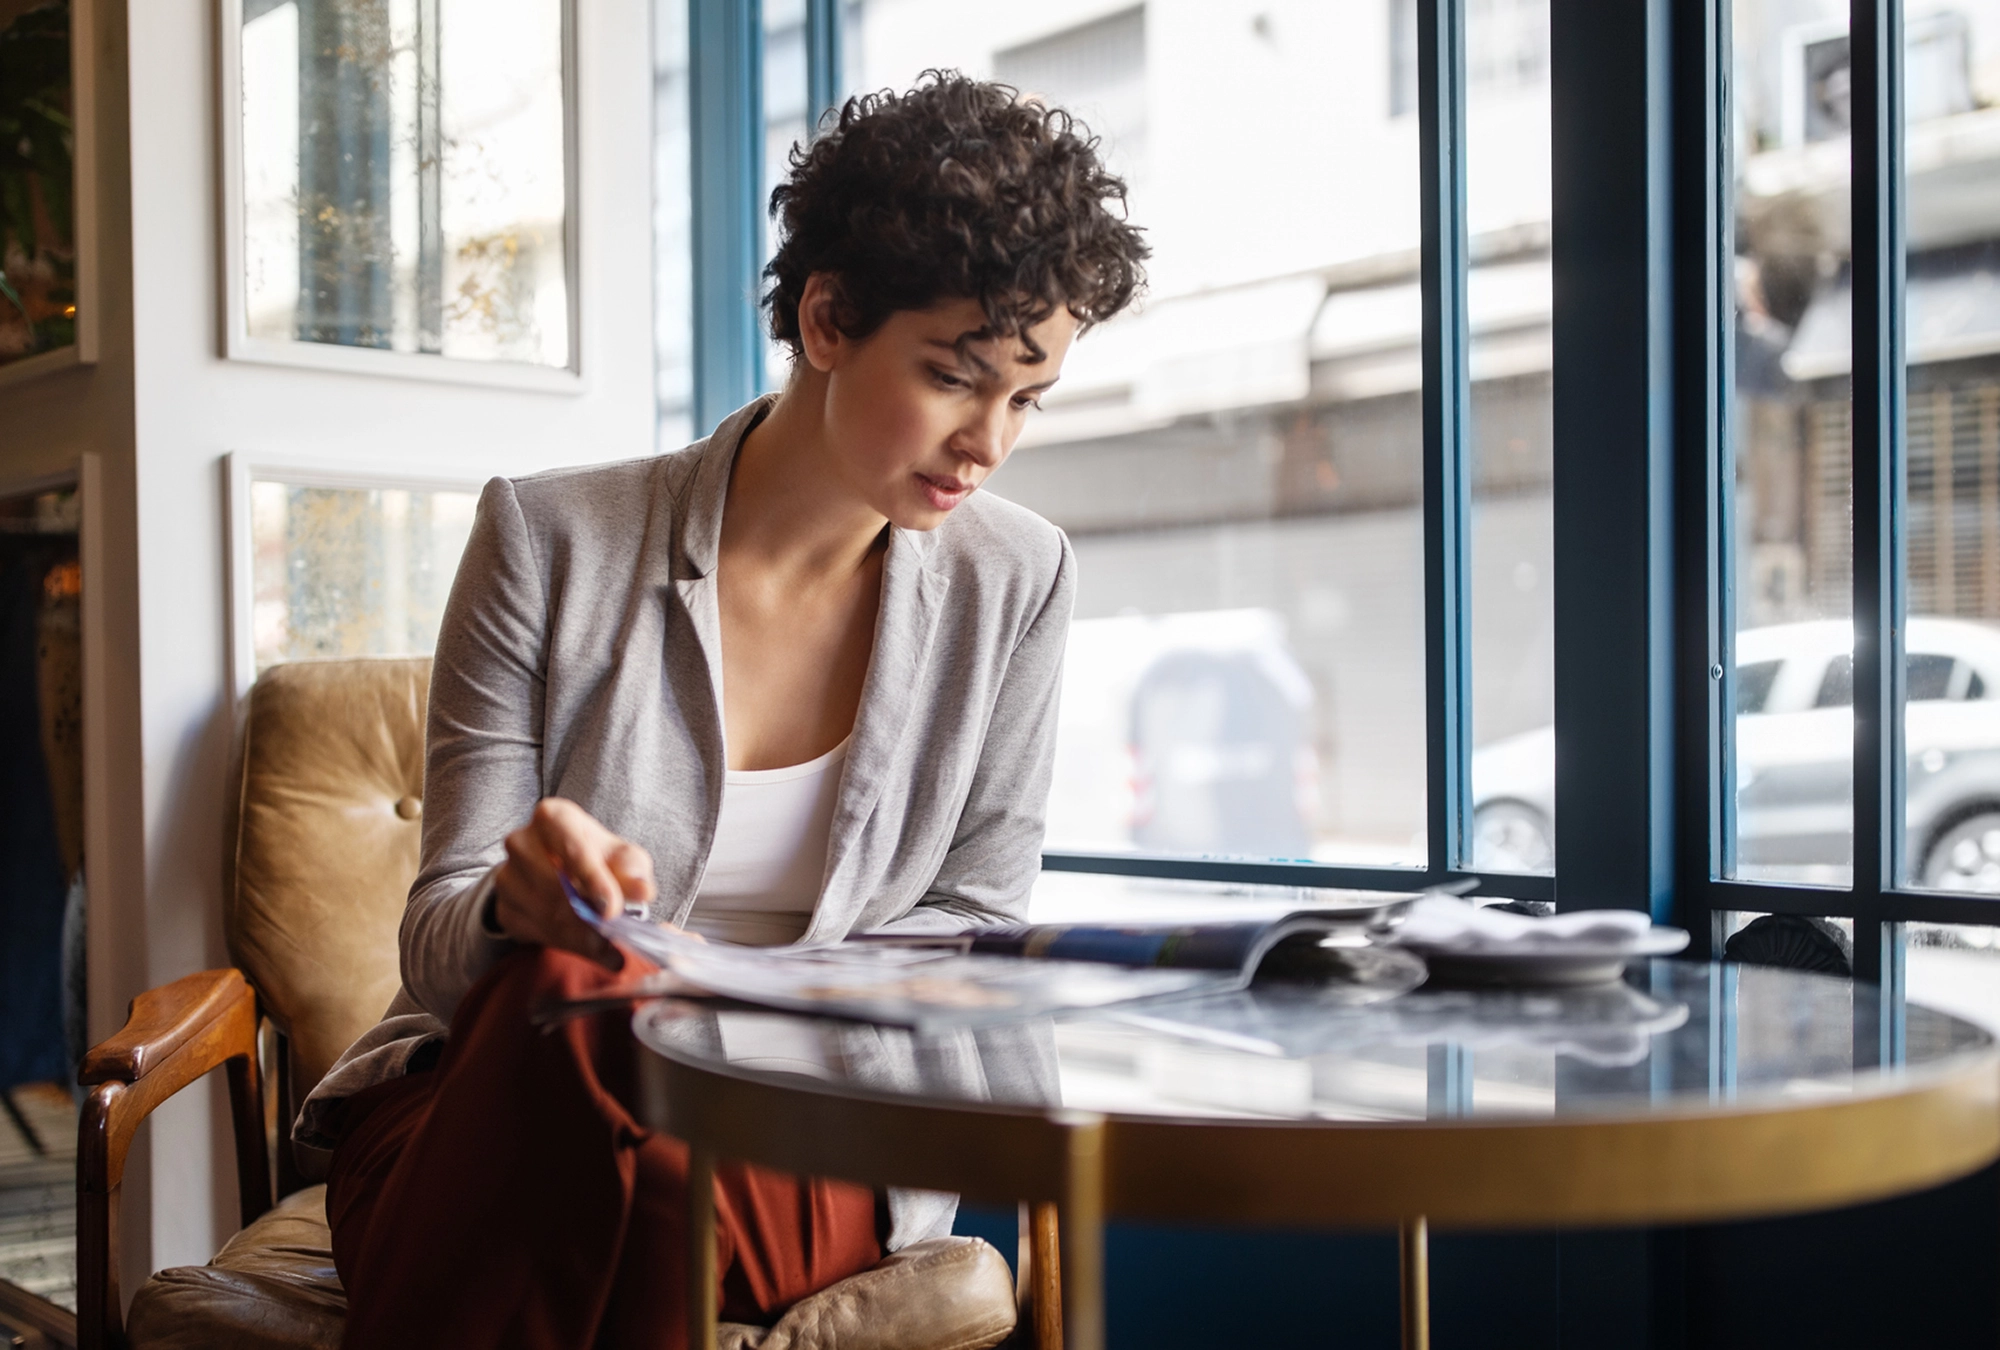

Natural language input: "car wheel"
[1922,811,2000,893]
[1471,802,1554,873]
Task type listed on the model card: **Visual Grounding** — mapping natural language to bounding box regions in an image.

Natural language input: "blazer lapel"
[806,526,951,941]
[650,394,951,939]
[653,398,769,920]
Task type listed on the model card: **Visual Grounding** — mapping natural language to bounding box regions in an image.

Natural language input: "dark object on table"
[1725,914,1853,977]
[1482,900,1553,919]
[1254,934,1428,1000]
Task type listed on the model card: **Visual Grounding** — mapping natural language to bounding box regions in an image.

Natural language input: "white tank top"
[683,737,848,946]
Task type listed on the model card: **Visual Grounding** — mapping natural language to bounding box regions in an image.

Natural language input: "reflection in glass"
[239,0,571,366]
[250,480,478,672]
[0,2,78,364]
[827,2,1429,867]
[1727,1,1858,885]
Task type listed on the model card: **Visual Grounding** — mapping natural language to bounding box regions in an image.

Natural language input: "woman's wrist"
[474,869,509,939]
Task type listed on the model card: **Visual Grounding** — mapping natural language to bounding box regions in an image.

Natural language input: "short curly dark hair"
[762,70,1149,362]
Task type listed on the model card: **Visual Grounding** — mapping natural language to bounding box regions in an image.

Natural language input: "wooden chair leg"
[1017,1201,1062,1350]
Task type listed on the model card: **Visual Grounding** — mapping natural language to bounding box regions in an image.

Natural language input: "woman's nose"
[953,401,1009,468]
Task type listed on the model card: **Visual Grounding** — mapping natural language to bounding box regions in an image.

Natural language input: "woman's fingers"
[492,801,646,969]
[531,799,625,916]
[605,841,657,903]
[496,844,616,966]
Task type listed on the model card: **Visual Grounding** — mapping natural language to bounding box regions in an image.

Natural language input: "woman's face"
[807,288,1079,531]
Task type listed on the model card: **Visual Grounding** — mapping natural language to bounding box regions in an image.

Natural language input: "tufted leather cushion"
[226,658,431,1102]
[127,1187,1017,1350]
[185,658,1021,1350]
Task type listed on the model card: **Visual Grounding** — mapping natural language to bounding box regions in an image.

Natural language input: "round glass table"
[632,961,2000,1350]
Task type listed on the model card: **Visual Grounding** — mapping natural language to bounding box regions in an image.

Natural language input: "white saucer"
[1399,928,1691,987]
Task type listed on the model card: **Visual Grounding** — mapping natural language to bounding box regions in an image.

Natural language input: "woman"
[298,73,1148,1349]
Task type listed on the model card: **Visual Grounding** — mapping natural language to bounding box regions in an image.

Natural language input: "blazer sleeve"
[398,475,549,1021]
[873,532,1077,935]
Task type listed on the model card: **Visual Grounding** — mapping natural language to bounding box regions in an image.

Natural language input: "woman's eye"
[930,368,967,389]
[1012,395,1042,411]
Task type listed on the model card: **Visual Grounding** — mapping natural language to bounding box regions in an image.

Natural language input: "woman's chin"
[885,496,959,532]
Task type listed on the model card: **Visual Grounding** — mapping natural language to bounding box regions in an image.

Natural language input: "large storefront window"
[1461,0,1554,875]
[792,0,1504,871]
[1727,0,1859,888]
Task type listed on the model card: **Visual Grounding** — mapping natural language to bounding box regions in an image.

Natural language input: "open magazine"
[559,878,1417,1031]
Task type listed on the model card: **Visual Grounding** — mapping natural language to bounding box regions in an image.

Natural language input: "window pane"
[1909,924,2000,1031]
[1736,658,1783,714]
[654,0,696,446]
[238,0,573,366]
[1897,3,2000,894]
[840,4,1427,866]
[250,481,479,672]
[1462,0,1555,875]
[1727,2,1856,886]
[762,0,811,391]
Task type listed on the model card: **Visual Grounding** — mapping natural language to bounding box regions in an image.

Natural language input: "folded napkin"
[1393,895,1657,953]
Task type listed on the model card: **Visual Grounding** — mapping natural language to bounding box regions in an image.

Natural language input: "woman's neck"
[721,377,886,583]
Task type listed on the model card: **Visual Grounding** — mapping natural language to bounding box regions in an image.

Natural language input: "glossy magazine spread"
[558,877,1413,1031]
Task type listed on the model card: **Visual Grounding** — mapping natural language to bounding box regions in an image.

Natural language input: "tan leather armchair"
[78,658,1041,1350]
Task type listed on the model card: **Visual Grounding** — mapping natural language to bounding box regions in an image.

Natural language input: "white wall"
[0,0,660,1295]
[122,0,657,1275]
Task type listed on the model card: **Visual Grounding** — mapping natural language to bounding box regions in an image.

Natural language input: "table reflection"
[632,960,1994,1126]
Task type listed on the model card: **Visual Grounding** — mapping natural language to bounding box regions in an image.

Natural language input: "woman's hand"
[492,798,657,968]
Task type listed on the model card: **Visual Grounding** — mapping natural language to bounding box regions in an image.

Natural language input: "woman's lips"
[916,473,973,511]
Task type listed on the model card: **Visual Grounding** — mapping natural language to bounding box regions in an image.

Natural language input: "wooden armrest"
[77,968,270,1350]
[80,969,256,1086]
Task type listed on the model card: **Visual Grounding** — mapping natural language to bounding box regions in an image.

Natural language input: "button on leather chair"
[76,657,1034,1350]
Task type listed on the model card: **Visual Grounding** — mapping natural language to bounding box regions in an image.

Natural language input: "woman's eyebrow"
[924,337,1054,384]
[924,337,994,376]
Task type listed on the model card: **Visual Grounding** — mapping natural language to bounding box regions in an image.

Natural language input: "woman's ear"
[797,273,845,373]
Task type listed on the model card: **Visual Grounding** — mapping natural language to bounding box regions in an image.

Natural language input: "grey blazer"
[299,397,1075,1243]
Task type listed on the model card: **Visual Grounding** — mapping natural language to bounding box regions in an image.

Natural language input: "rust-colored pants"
[326,947,882,1350]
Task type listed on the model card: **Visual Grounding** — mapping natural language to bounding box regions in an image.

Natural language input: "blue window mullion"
[1417,0,1473,883]
[1849,0,1907,995]
[689,0,764,436]
[806,0,842,133]
[1672,0,1731,957]
[1550,0,1677,918]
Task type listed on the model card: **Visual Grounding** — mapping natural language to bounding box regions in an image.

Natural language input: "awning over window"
[1307,258,1551,399]
[1784,244,2000,381]
[1029,258,1553,445]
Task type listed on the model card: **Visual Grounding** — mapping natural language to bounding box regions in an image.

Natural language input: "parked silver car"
[1470,618,2000,889]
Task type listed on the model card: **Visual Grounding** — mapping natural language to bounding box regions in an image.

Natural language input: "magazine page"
[966,922,1278,970]
[570,890,1234,1030]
